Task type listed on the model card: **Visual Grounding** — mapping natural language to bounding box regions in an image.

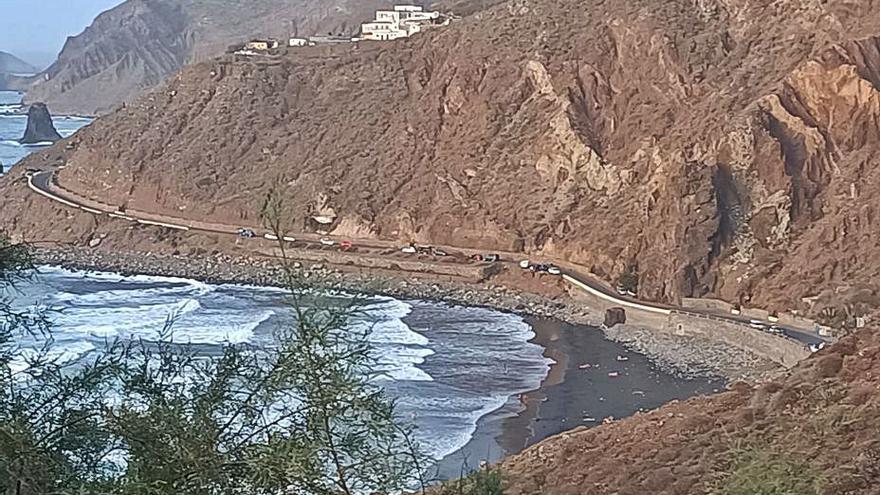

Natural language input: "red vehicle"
[339,240,353,251]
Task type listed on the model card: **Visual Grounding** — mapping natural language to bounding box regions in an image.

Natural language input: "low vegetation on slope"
[0,239,427,494]
[499,324,880,494]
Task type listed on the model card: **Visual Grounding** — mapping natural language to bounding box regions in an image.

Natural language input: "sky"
[0,0,124,69]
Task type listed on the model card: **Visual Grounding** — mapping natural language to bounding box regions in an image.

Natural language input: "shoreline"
[32,247,776,478]
[34,247,781,383]
[432,317,725,478]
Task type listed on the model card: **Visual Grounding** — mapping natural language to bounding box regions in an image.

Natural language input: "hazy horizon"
[0,0,124,70]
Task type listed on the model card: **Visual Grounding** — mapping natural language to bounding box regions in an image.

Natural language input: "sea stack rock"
[20,102,62,144]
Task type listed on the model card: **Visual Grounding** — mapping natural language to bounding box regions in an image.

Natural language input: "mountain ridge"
[0,50,37,75]
[0,50,38,90]
[19,0,404,115]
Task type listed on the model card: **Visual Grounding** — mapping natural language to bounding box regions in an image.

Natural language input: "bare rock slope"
[5,0,880,320]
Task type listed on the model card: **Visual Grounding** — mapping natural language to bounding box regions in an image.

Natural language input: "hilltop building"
[244,39,280,51]
[361,5,443,41]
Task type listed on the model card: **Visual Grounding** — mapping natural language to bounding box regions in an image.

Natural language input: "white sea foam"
[14,267,553,467]
[9,340,97,375]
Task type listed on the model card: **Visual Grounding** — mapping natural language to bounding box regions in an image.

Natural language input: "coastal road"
[25,169,831,349]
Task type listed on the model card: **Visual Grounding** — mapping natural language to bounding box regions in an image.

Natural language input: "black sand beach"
[434,317,724,479]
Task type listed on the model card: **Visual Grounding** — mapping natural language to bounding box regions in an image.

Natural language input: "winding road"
[26,169,829,349]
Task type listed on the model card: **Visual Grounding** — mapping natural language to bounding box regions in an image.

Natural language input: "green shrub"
[717,448,821,495]
[438,468,504,495]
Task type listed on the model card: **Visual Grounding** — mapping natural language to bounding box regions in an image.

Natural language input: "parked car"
[319,238,335,246]
[767,325,783,335]
[616,285,627,296]
[431,248,448,257]
[339,240,353,251]
[547,266,562,275]
[401,245,417,254]
[748,320,767,330]
[519,260,531,269]
[472,254,501,262]
[237,228,256,238]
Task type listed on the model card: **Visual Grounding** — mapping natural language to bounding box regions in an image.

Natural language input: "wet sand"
[434,317,724,479]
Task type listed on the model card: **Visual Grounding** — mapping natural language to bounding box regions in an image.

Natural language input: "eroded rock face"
[19,103,62,144]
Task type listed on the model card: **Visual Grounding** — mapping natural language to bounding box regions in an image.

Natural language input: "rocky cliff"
[4,0,880,322]
[19,0,397,115]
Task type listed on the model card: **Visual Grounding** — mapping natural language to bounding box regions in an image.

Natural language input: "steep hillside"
[0,51,37,75]
[4,0,880,321]
[0,51,37,90]
[500,323,880,494]
[19,0,398,115]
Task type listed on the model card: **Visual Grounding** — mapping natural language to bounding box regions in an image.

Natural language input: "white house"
[361,5,442,41]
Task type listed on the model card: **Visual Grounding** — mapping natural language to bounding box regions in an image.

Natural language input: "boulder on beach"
[20,102,62,144]
[604,307,627,328]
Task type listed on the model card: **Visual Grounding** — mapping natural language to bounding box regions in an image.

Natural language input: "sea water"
[0,90,91,172]
[9,266,553,463]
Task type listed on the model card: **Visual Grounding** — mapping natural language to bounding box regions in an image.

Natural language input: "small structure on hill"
[20,103,62,144]
[245,39,280,51]
[308,35,356,44]
[361,5,445,41]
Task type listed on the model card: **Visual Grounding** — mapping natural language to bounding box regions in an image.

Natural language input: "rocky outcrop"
[19,103,61,144]
[604,307,627,328]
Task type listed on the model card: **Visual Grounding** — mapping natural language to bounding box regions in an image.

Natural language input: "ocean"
[10,266,553,465]
[0,90,91,172]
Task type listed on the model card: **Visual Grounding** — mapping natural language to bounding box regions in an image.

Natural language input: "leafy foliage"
[0,237,427,494]
[438,468,504,495]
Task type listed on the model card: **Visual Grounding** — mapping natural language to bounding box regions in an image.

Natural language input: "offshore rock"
[20,103,62,144]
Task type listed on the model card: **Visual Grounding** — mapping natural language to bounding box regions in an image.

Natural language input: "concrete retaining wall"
[566,280,810,369]
[681,297,733,313]
[665,312,809,368]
